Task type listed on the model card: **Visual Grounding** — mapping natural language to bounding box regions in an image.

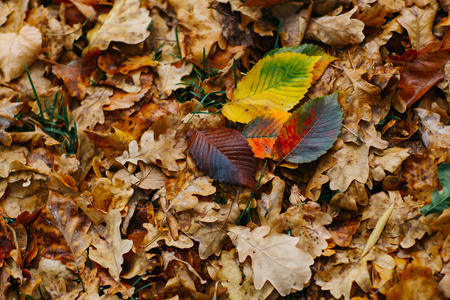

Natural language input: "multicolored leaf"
[186,128,257,190]
[273,92,343,164]
[266,44,337,83]
[222,52,320,124]
[242,111,290,159]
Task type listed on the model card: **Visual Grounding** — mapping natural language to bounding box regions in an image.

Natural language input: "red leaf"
[187,128,257,191]
[398,49,450,109]
[242,111,290,159]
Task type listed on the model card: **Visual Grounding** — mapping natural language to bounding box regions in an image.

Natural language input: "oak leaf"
[177,1,226,64]
[415,108,450,151]
[116,129,186,172]
[165,170,216,212]
[305,7,365,47]
[188,200,240,259]
[113,164,168,191]
[217,249,274,300]
[386,262,440,299]
[85,0,152,52]
[227,225,313,296]
[0,98,22,146]
[72,86,112,130]
[397,1,439,51]
[89,209,133,281]
[33,192,91,274]
[143,223,194,250]
[0,145,27,178]
[155,62,193,99]
[369,147,411,181]
[281,201,332,258]
[0,25,42,82]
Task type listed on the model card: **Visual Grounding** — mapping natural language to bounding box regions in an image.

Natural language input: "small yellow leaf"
[361,203,394,258]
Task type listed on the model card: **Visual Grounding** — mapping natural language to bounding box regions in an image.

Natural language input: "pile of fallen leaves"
[0,0,449,299]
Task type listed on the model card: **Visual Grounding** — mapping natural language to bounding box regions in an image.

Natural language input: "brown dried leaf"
[415,108,450,151]
[116,129,186,172]
[227,225,313,296]
[89,209,133,281]
[33,192,91,274]
[369,147,411,182]
[0,25,42,82]
[305,7,365,47]
[155,62,193,99]
[72,86,112,130]
[397,0,440,51]
[85,0,152,52]
[0,98,22,146]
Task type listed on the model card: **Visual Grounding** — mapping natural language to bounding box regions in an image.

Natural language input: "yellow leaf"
[222,52,320,123]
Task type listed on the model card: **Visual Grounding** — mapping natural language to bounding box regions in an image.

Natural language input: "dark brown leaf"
[187,128,257,191]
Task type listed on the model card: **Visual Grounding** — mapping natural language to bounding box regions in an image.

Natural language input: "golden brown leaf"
[0,25,41,82]
[305,7,365,47]
[155,62,193,99]
[386,262,441,300]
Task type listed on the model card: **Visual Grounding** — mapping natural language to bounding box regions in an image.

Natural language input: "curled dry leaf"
[187,128,257,190]
[155,62,193,99]
[0,25,42,82]
[72,86,113,130]
[0,98,22,146]
[227,225,314,296]
[85,0,152,52]
[305,7,365,47]
[415,108,450,151]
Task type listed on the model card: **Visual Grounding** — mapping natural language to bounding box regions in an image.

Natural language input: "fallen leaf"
[272,92,343,163]
[369,147,411,181]
[89,209,133,281]
[420,163,450,216]
[177,0,226,64]
[386,262,441,300]
[397,49,450,111]
[0,25,42,82]
[85,0,152,52]
[33,192,91,274]
[0,98,22,146]
[104,73,153,111]
[216,248,274,300]
[52,49,101,99]
[116,129,186,172]
[227,225,314,296]
[187,128,257,190]
[397,1,440,51]
[361,203,394,257]
[305,7,365,47]
[155,61,193,99]
[415,108,450,151]
[165,170,216,212]
[222,52,319,123]
[72,86,113,130]
[242,111,290,159]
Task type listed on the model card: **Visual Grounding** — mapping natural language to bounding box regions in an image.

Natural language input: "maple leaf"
[0,25,42,82]
[89,209,133,282]
[85,0,152,52]
[305,7,365,47]
[227,225,314,296]
[116,129,186,172]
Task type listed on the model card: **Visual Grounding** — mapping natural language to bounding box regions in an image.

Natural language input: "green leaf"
[421,163,450,216]
[273,92,343,164]
[222,52,320,124]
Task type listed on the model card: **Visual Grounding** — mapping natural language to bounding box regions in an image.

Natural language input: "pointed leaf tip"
[273,92,343,164]
[187,128,257,191]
